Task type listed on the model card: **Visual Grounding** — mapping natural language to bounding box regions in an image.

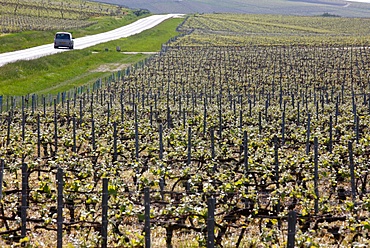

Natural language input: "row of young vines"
[0,14,96,33]
[0,0,128,33]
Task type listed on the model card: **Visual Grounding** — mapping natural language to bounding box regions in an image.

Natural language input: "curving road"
[0,14,183,67]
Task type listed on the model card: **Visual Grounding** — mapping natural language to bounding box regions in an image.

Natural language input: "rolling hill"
[89,0,370,17]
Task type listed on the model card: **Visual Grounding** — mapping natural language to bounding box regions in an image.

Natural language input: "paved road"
[0,14,183,67]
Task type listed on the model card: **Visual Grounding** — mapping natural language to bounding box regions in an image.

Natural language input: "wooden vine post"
[144,187,151,248]
[21,162,28,239]
[306,113,311,155]
[349,142,356,202]
[187,127,192,166]
[159,124,165,199]
[328,116,333,153]
[287,211,297,248]
[314,137,319,215]
[102,178,108,248]
[57,168,63,248]
[273,136,281,228]
[54,99,58,156]
[207,197,215,248]
[0,160,3,200]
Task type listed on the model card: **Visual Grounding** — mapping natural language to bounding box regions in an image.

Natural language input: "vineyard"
[0,0,128,32]
[1,14,370,247]
[178,13,370,46]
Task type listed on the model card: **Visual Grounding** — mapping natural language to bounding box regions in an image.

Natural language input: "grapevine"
[1,13,370,247]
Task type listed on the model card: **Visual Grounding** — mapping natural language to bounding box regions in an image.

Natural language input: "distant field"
[176,13,370,46]
[91,0,370,17]
[290,0,348,6]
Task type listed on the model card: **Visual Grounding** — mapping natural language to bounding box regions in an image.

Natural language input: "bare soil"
[91,63,131,72]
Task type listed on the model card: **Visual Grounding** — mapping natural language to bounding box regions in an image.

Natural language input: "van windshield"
[56,33,71,39]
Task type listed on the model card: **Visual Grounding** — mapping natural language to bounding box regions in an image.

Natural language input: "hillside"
[90,0,370,17]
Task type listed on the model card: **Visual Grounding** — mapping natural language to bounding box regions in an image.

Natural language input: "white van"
[54,32,74,49]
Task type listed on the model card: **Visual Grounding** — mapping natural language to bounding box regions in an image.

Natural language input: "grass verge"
[0,17,184,96]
